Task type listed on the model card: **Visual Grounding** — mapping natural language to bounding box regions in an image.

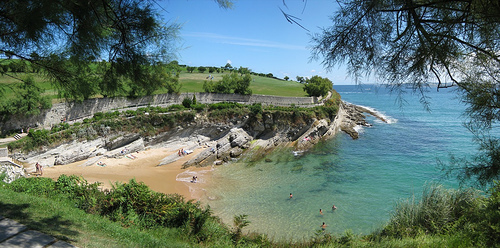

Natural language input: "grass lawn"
[0,72,58,101]
[175,71,306,97]
[1,71,307,99]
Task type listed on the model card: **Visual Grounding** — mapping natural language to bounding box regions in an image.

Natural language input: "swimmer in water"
[290,193,293,199]
[321,222,327,230]
[332,204,337,210]
[320,209,323,215]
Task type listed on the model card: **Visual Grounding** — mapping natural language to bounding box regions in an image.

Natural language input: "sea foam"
[345,101,398,124]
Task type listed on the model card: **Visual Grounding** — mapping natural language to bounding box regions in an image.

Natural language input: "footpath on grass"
[0,215,77,248]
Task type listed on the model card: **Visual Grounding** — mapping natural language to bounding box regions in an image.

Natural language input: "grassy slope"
[175,72,306,97]
[0,186,473,248]
[1,71,307,99]
[0,187,192,248]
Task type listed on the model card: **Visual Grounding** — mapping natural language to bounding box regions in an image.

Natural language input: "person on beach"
[35,162,40,175]
[289,193,293,199]
[320,209,323,215]
[321,222,327,230]
[332,204,337,210]
[38,163,43,176]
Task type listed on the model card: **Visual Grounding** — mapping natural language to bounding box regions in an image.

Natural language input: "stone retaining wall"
[1,93,318,132]
[0,148,7,157]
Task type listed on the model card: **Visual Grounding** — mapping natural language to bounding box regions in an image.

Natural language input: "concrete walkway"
[0,216,77,248]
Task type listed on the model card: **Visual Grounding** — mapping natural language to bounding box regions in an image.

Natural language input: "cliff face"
[12,101,382,170]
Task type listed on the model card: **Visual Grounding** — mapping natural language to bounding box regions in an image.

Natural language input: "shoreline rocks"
[10,101,385,172]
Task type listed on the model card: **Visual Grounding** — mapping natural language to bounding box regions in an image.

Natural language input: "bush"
[182,97,192,108]
[51,123,70,133]
[381,185,481,238]
[93,112,104,121]
[7,177,56,197]
[28,129,50,147]
[249,103,262,116]
[168,104,185,111]
[208,102,243,110]
[191,103,206,111]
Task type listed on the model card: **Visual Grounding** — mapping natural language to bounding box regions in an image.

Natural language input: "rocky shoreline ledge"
[7,101,387,175]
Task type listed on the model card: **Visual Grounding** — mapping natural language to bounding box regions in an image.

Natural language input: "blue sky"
[159,0,352,84]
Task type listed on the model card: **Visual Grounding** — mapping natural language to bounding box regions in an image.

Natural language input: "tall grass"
[380,184,480,238]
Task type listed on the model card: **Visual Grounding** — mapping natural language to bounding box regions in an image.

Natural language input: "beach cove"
[8,85,477,241]
[183,85,478,241]
[41,147,213,201]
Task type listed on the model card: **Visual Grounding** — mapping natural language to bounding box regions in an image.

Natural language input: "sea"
[193,84,478,241]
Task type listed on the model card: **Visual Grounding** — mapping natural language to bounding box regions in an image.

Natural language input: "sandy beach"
[39,147,213,200]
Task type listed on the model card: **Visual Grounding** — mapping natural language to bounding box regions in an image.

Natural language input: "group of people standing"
[289,193,337,231]
[178,148,186,156]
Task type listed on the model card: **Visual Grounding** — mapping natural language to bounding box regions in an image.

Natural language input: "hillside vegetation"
[0,65,307,102]
[1,173,499,247]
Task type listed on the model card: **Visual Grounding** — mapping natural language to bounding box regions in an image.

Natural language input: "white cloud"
[184,32,306,51]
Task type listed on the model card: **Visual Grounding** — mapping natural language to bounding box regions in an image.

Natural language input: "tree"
[8,76,52,116]
[237,66,250,76]
[296,76,305,84]
[203,72,252,95]
[303,75,332,97]
[198,66,207,73]
[310,0,500,186]
[233,73,252,95]
[186,66,196,73]
[284,76,289,81]
[0,0,231,101]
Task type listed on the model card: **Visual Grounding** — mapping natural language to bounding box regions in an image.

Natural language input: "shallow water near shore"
[195,85,478,240]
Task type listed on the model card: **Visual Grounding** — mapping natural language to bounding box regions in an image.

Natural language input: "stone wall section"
[2,93,318,132]
[0,148,7,158]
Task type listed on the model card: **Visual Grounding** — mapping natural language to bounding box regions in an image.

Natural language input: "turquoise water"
[196,85,477,240]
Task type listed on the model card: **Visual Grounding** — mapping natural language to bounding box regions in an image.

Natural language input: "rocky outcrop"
[11,100,383,171]
[0,160,25,183]
[339,102,388,139]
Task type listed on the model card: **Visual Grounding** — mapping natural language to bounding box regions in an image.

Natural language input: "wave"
[353,125,365,133]
[345,101,398,124]
[176,166,215,183]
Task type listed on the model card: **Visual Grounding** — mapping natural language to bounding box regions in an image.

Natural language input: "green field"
[0,71,307,100]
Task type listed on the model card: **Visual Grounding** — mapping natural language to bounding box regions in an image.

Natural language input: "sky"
[158,0,353,84]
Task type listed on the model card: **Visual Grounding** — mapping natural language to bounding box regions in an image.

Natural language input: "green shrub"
[168,104,184,111]
[7,177,56,197]
[93,112,104,121]
[249,103,262,116]
[381,185,481,238]
[182,97,192,108]
[55,175,104,213]
[51,123,70,133]
[28,129,50,147]
[191,103,206,111]
[125,110,136,116]
[209,102,243,110]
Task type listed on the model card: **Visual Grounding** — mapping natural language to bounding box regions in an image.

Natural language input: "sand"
[40,147,213,200]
